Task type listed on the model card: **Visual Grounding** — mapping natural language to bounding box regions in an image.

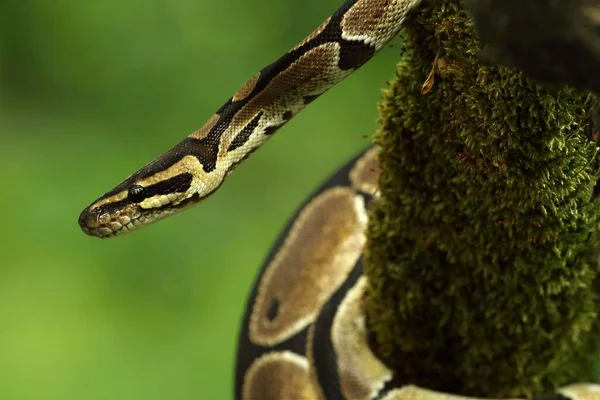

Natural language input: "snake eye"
[128,185,146,203]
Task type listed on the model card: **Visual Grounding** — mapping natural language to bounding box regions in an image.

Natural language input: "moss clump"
[363,0,600,397]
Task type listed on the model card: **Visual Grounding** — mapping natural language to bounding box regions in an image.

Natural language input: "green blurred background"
[0,1,404,398]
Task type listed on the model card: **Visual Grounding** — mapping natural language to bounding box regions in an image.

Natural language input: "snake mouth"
[78,202,144,238]
[78,192,202,238]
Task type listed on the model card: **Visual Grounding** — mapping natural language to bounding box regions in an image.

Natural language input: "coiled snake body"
[79,0,600,398]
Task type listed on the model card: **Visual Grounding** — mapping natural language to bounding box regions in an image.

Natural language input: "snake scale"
[78,0,600,398]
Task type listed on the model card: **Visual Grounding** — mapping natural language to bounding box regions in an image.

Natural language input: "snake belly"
[76,0,600,398]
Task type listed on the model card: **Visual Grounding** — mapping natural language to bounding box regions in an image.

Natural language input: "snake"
[78,0,600,398]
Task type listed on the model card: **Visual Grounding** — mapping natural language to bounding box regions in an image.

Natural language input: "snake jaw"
[79,189,202,238]
[78,201,143,238]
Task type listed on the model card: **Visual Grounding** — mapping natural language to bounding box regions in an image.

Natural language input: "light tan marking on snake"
[249,187,368,346]
[232,73,261,102]
[558,383,600,400]
[189,114,220,140]
[242,351,320,400]
[350,146,381,196]
[332,276,393,399]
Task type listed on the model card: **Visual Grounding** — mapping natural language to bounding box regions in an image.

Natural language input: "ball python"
[78,0,600,398]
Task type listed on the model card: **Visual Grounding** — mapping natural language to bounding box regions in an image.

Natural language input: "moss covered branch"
[363,0,600,397]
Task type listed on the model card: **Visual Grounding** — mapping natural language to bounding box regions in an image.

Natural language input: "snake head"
[78,172,200,238]
[78,150,222,238]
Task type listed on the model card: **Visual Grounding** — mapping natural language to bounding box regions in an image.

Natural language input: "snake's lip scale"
[79,221,136,238]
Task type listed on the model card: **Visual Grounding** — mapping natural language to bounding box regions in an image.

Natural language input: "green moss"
[363,0,600,397]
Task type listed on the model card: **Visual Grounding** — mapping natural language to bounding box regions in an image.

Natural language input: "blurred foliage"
[0,0,405,399]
